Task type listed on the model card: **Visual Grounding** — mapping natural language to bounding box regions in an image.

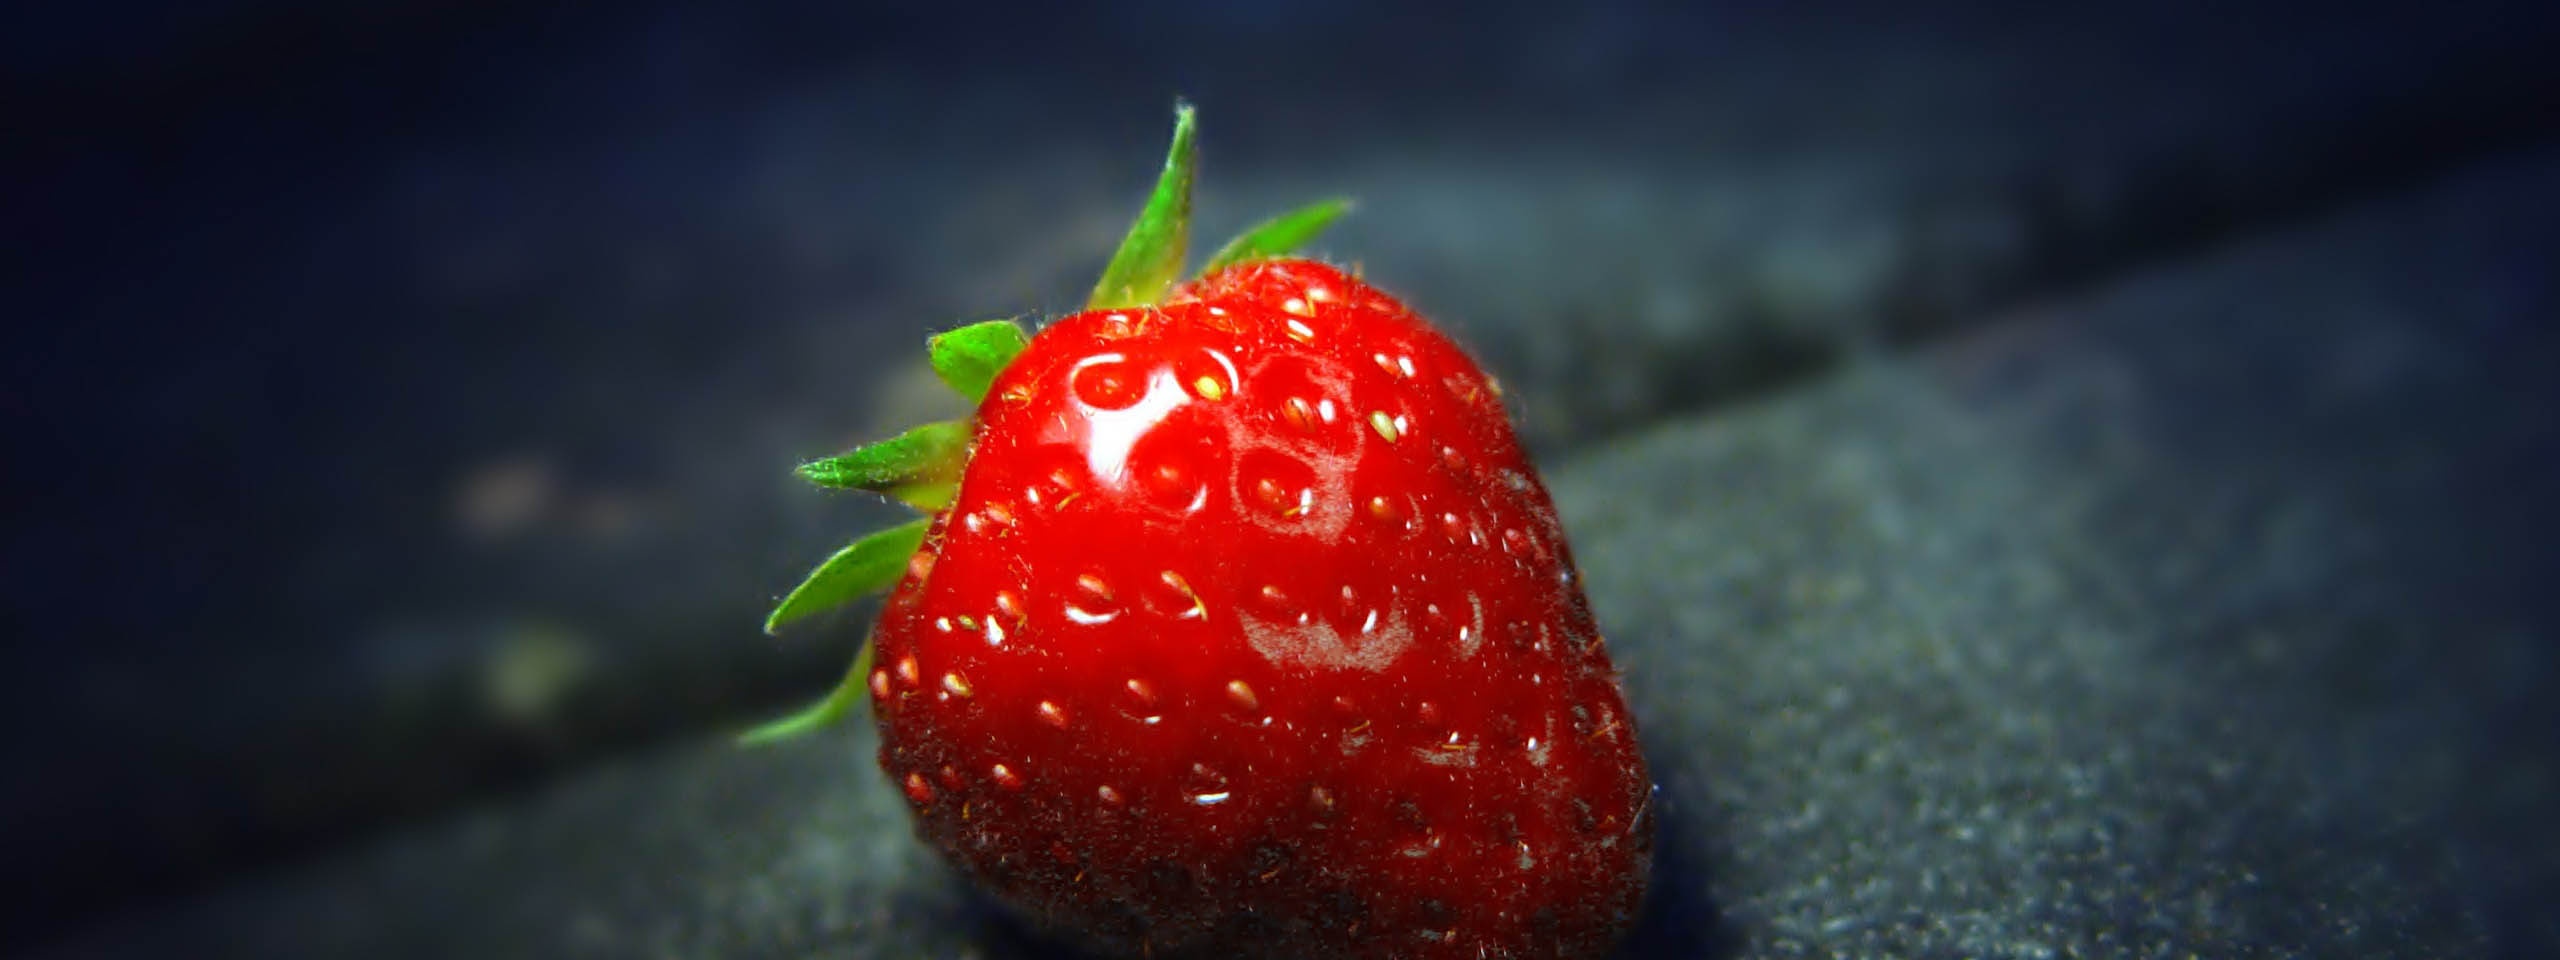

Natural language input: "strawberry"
[750,105,1653,959]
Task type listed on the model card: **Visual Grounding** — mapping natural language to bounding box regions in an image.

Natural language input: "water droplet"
[934,616,954,633]
[1191,791,1231,806]
[1225,679,1260,713]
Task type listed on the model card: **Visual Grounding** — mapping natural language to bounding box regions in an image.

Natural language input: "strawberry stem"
[795,421,972,510]
[929,319,1030,403]
[737,636,875,746]
[765,517,931,635]
[1200,197,1354,276]
[1087,102,1197,309]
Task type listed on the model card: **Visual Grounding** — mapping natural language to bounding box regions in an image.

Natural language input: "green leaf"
[796,422,971,506]
[738,637,874,746]
[764,518,930,635]
[928,320,1029,403]
[1088,102,1198,309]
[883,480,959,513]
[1200,197,1354,276]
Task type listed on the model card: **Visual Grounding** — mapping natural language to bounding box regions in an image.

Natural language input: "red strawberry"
[751,105,1652,959]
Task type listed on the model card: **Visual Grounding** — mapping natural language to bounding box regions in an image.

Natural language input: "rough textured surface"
[39,145,2558,958]
[1567,153,2560,957]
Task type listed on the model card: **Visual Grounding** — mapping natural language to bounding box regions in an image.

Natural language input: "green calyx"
[742,103,1351,747]
[1201,196,1354,277]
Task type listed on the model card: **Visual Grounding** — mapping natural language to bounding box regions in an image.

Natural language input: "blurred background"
[7,0,2558,956]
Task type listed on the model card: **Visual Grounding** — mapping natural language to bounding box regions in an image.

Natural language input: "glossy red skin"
[868,260,1652,958]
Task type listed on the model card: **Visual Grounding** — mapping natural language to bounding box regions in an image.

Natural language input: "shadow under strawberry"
[1610,756,1731,959]
[945,772,1726,960]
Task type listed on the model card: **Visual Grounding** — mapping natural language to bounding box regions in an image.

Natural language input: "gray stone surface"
[1565,152,2560,956]
[41,140,2559,957]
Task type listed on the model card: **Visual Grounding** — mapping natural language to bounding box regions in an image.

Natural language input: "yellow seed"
[1194,376,1226,401]
[1227,679,1261,712]
[1369,411,1401,443]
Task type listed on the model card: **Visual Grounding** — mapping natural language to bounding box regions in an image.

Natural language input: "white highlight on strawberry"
[1073,359,1189,487]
